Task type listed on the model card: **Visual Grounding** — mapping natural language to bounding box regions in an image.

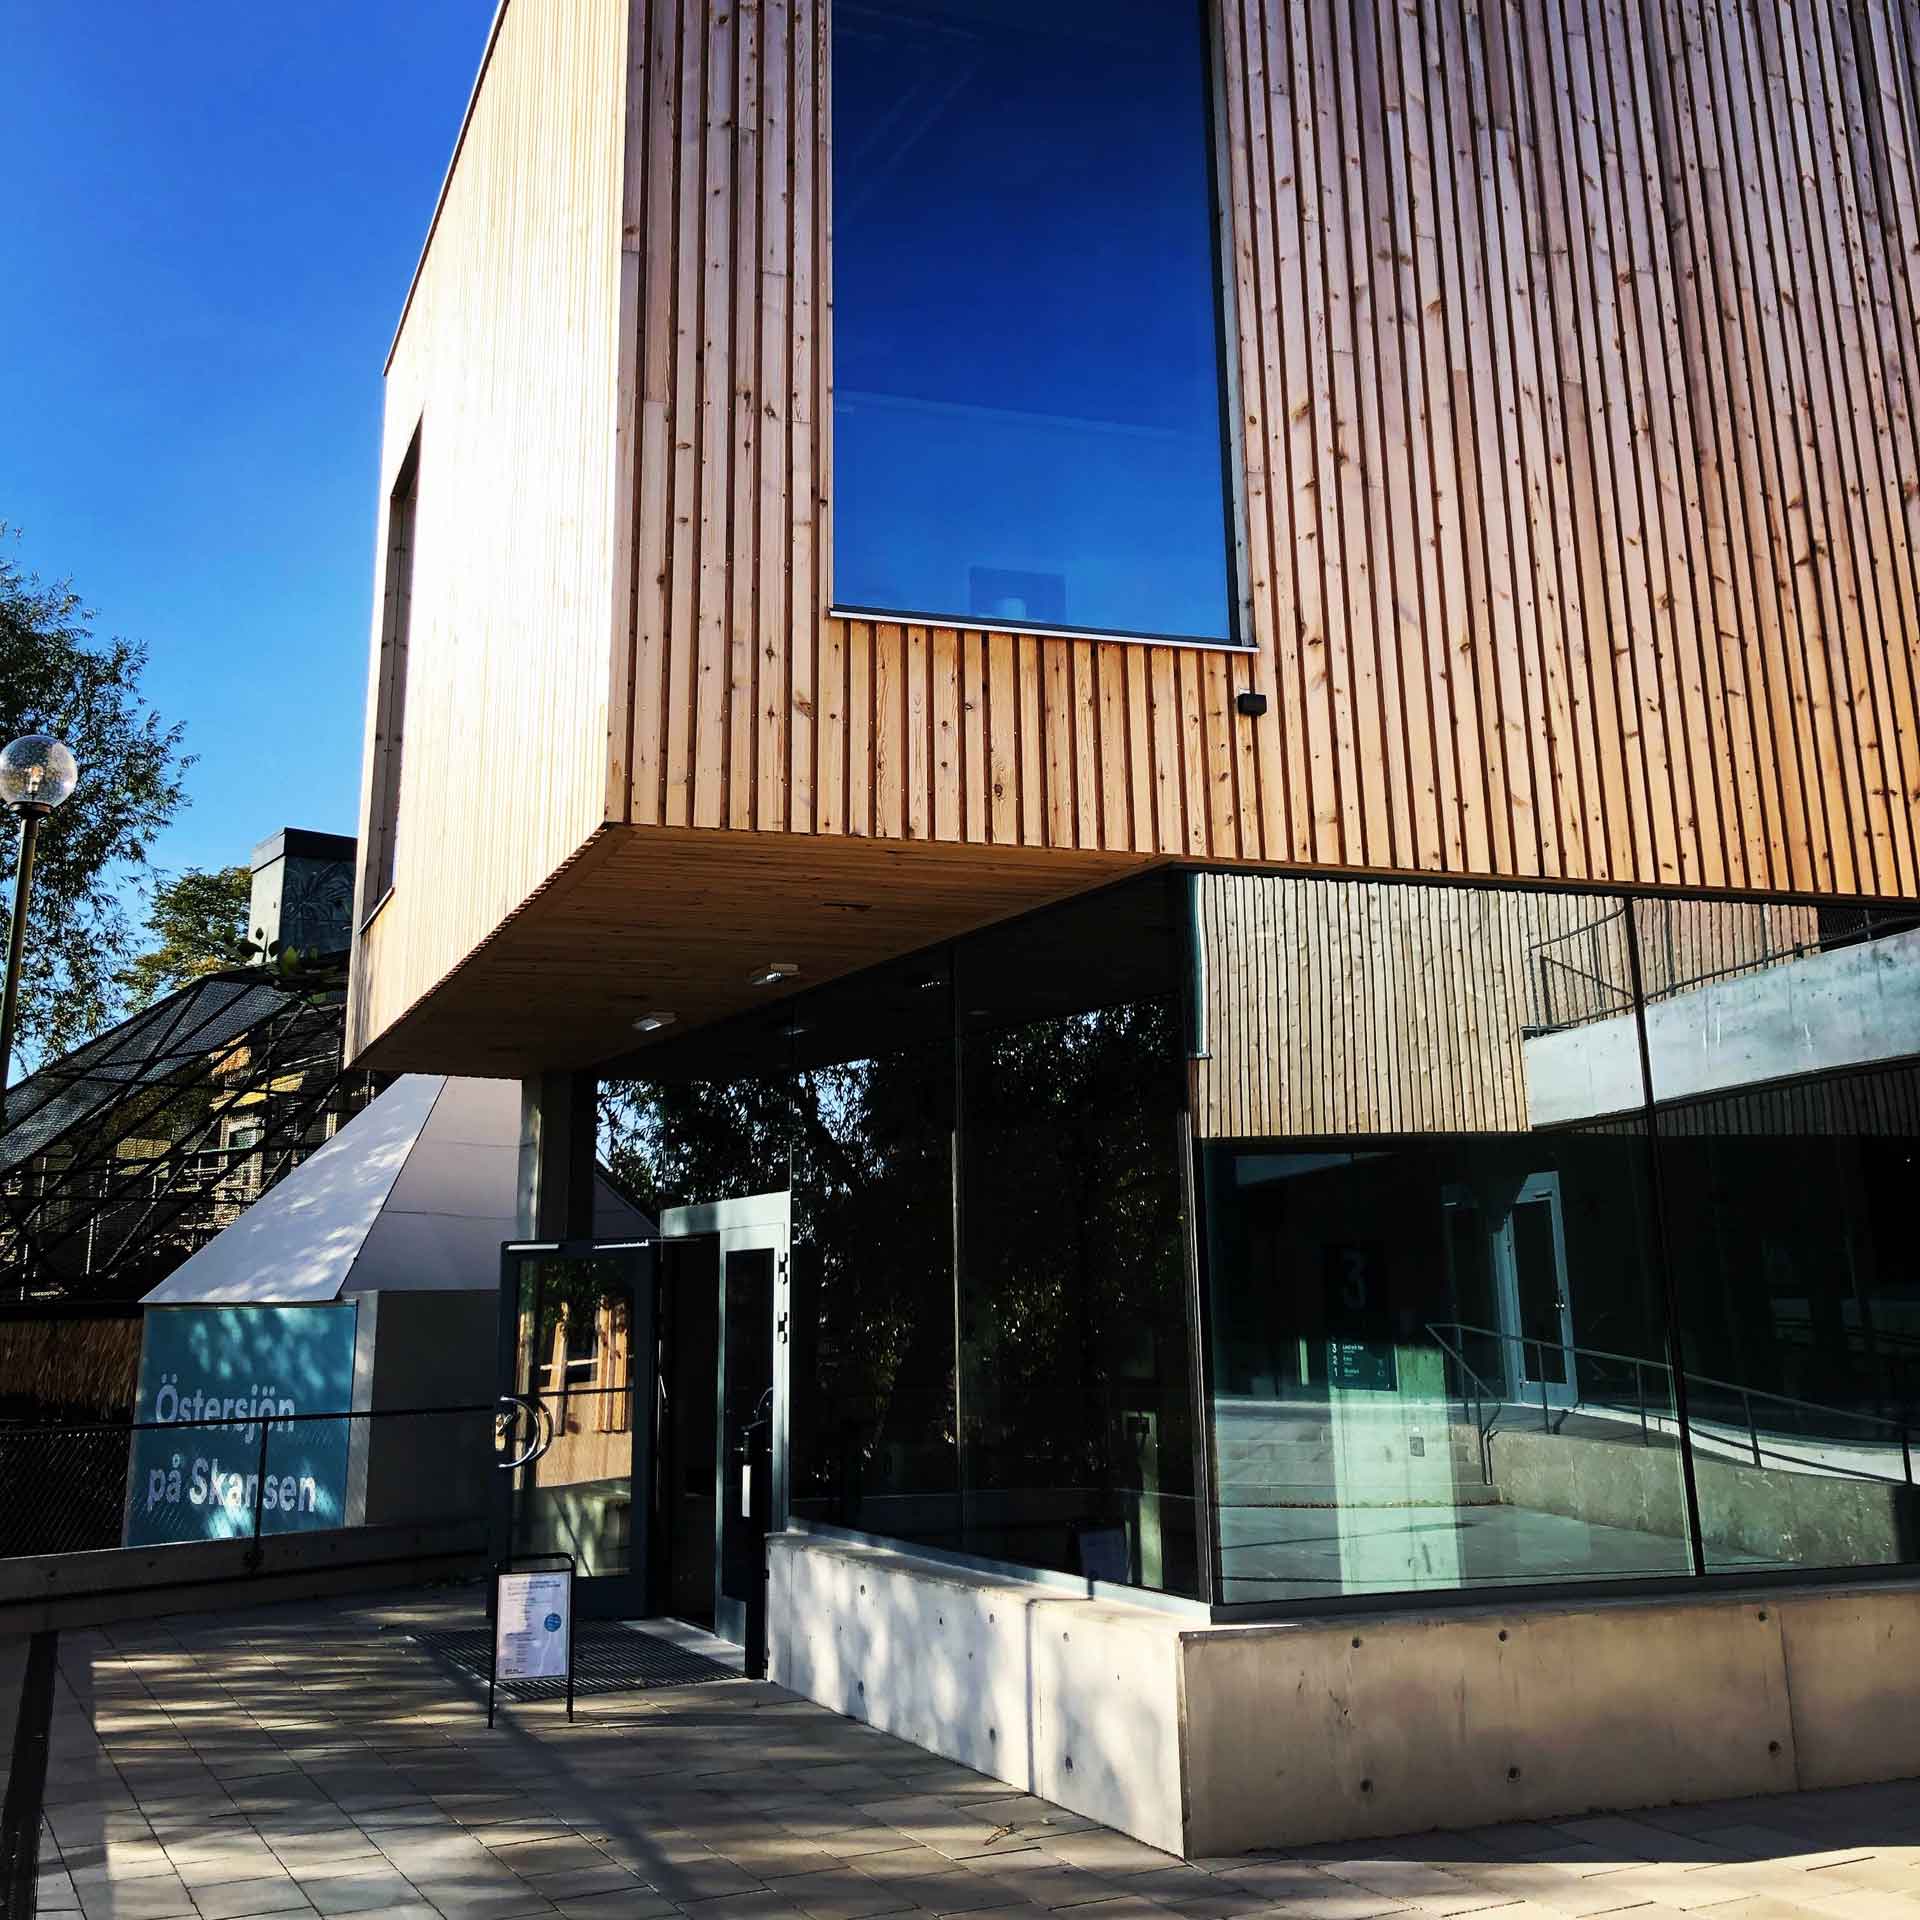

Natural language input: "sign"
[1328,1340,1399,1393]
[489,1558,575,1724]
[493,1569,572,1681]
[125,1303,358,1547]
[1324,1243,1398,1393]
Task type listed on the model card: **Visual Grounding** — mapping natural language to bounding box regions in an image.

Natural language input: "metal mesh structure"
[0,968,378,1302]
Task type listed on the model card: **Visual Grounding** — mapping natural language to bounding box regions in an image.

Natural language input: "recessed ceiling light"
[748,961,800,988]
[631,1011,677,1033]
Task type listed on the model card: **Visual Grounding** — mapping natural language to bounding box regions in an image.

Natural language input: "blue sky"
[2,5,490,885]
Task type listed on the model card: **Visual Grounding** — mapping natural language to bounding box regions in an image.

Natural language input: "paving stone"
[36,1870,82,1913]
[775,1863,923,1917]
[192,1877,314,1919]
[69,1871,200,1918]
[549,1895,680,1919]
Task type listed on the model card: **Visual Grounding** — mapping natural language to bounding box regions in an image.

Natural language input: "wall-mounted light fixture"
[631,1011,677,1034]
[748,961,801,988]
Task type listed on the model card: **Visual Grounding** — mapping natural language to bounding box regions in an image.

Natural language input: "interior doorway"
[1441,1174,1578,1411]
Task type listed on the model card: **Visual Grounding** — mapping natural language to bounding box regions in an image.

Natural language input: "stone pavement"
[23,1587,1920,1919]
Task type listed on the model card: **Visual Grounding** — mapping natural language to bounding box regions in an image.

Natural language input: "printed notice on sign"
[494,1569,571,1681]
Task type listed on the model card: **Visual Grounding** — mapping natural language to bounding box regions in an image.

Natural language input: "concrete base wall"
[766,1534,1187,1853]
[767,1532,1920,1859]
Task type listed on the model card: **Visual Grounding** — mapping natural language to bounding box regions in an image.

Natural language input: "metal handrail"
[1422,1323,1508,1483]
[1426,1322,1916,1490]
[1523,901,1920,1035]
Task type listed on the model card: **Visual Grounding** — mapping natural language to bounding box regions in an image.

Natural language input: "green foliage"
[0,529,191,1061]
[118,865,252,1009]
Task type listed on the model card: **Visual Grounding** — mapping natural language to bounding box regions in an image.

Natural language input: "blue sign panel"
[125,1304,358,1546]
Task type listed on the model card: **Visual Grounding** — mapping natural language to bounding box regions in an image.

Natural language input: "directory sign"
[494,1567,573,1681]
[125,1303,358,1546]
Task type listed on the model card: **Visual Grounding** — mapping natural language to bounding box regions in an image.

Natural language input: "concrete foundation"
[766,1530,1920,1858]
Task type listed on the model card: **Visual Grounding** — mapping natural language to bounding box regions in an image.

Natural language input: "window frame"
[824,0,1252,654]
[359,422,421,930]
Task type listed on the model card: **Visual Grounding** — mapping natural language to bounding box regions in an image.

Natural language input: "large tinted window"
[1638,899,1920,1576]
[833,0,1236,643]
[1193,874,1691,1604]
[957,883,1201,1596]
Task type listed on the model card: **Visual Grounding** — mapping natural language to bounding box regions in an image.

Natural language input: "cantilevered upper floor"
[349,0,1920,1075]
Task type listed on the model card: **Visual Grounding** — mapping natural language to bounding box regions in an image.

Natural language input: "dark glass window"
[1640,897,1920,1575]
[957,880,1200,1596]
[1193,873,1689,1605]
[361,429,418,914]
[788,1034,960,1547]
[832,0,1237,644]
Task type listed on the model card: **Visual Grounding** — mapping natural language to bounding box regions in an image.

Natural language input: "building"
[0,829,375,1304]
[348,0,1920,1854]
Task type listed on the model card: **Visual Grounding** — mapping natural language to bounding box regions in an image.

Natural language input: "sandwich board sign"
[490,1555,575,1724]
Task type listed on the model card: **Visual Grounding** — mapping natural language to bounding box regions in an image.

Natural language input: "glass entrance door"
[498,1239,655,1617]
[658,1194,789,1659]
[718,1244,776,1651]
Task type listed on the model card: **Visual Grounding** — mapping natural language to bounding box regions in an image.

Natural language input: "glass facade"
[610,876,1203,1597]
[831,0,1236,643]
[608,870,1920,1614]
[1637,897,1920,1575]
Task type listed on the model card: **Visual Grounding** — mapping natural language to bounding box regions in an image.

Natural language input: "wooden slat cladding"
[612,0,1920,895]
[1191,873,1818,1137]
[349,0,629,1061]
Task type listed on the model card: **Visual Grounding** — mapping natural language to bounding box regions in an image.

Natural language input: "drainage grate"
[410,1625,737,1700]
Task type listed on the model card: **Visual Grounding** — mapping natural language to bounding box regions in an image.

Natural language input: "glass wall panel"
[608,875,1202,1595]
[957,879,1200,1595]
[832,0,1235,642]
[1195,873,1691,1605]
[788,1031,959,1547]
[1637,896,1920,1574]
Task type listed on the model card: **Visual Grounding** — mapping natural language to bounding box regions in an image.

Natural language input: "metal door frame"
[1494,1173,1578,1409]
[497,1237,658,1618]
[659,1193,790,1649]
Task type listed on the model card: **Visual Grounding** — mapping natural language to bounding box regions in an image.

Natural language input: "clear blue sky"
[2,4,491,883]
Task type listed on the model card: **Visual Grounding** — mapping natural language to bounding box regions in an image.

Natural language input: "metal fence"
[0,1401,498,1561]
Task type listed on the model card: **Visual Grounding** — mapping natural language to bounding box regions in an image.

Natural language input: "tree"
[0,529,191,1063]
[118,865,252,1009]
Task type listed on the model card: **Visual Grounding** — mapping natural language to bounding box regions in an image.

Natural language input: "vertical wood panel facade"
[610,0,1920,893]
[352,0,1920,1065]
[351,0,630,1056]
[1191,873,1820,1137]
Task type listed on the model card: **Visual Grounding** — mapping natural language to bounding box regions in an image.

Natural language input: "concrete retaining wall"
[767,1531,1920,1859]
[1490,1426,1918,1568]
[0,1519,485,1635]
[766,1534,1186,1852]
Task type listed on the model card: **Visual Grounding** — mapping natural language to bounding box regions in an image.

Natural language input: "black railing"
[1523,900,1920,1036]
[0,1400,502,1562]
[1426,1321,1915,1492]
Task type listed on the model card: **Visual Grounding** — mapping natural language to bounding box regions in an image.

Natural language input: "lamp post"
[0,735,79,1126]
